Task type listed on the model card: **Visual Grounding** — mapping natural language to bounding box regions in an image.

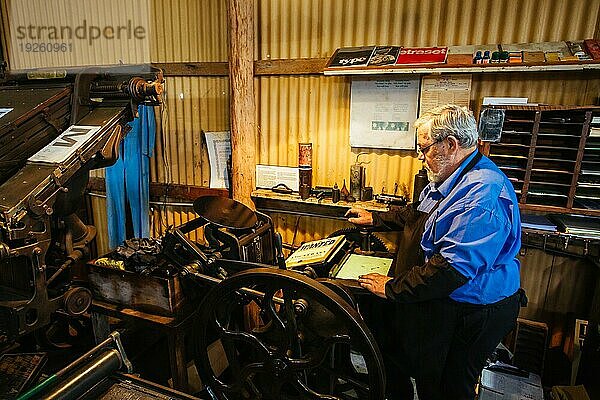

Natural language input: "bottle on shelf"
[482,50,491,64]
[491,51,500,63]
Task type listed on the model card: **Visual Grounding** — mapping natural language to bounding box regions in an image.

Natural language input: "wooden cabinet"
[479,105,600,216]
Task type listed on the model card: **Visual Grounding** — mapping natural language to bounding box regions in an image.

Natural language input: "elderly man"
[346,105,523,400]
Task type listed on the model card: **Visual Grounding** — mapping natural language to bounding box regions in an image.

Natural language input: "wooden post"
[228,0,261,329]
[227,0,256,208]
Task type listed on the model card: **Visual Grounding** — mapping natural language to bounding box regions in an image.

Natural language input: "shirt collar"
[432,150,478,198]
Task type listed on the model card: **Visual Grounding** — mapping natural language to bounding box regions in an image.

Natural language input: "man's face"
[416,122,452,184]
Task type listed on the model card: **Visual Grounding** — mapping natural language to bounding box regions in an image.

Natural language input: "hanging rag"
[106,105,156,249]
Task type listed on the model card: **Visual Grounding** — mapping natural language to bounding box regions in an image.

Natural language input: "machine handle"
[274,232,286,270]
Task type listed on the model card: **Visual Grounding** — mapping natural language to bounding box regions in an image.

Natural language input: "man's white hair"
[414,104,478,148]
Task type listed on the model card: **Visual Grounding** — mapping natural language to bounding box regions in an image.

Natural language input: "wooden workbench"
[251,188,389,220]
[90,299,199,393]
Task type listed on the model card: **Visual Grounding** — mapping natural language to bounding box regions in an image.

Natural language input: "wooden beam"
[227,0,256,208]
[151,58,329,77]
[151,62,229,77]
[87,177,228,202]
[148,183,228,202]
[595,7,600,39]
[0,1,9,70]
[254,58,328,75]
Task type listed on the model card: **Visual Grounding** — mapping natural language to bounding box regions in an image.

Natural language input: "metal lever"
[182,265,284,305]
[274,232,286,270]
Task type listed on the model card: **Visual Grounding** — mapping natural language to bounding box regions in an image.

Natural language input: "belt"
[453,288,527,310]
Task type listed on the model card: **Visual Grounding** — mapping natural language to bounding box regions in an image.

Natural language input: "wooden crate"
[87,262,185,317]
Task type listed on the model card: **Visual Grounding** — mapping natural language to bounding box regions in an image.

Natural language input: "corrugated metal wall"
[148,0,229,184]
[257,0,598,58]
[152,77,230,186]
[518,248,598,347]
[97,0,231,256]
[89,196,110,255]
[0,1,10,63]
[2,0,150,69]
[150,0,228,62]
[257,75,422,192]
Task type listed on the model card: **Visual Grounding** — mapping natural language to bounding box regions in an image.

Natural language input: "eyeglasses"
[416,137,444,156]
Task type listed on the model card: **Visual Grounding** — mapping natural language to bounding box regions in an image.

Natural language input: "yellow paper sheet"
[331,254,392,280]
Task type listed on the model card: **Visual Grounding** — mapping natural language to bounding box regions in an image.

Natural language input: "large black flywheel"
[193,268,385,400]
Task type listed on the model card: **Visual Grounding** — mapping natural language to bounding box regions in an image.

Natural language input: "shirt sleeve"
[385,253,468,303]
[372,204,420,231]
[433,205,511,280]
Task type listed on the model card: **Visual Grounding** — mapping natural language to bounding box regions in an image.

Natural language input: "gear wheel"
[328,228,389,252]
[63,287,92,316]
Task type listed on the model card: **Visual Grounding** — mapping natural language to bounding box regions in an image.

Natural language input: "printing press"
[0,66,387,399]
[0,65,163,346]
[11,331,199,400]
[84,196,388,399]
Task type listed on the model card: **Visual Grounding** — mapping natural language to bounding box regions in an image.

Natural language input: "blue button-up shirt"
[417,151,521,304]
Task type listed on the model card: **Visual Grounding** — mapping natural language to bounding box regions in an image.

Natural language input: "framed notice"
[350,77,419,149]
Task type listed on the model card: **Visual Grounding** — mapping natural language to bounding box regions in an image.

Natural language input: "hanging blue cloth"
[106,105,156,249]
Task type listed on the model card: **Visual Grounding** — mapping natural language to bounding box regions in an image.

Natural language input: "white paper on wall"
[350,76,420,149]
[204,131,231,189]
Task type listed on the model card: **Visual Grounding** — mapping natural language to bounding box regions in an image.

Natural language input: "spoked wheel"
[328,229,388,253]
[194,268,385,400]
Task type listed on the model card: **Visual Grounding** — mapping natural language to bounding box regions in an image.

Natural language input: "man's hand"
[345,208,374,225]
[358,273,391,298]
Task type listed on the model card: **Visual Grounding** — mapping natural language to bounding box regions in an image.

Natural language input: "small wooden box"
[87,262,185,317]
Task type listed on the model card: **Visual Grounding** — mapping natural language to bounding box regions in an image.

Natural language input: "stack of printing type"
[550,214,600,239]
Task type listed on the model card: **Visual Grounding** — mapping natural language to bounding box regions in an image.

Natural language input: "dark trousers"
[361,291,521,400]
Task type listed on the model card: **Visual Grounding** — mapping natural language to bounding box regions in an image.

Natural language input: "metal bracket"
[563,235,570,250]
[42,107,63,133]
[75,148,86,164]
[50,171,62,188]
[110,331,133,373]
